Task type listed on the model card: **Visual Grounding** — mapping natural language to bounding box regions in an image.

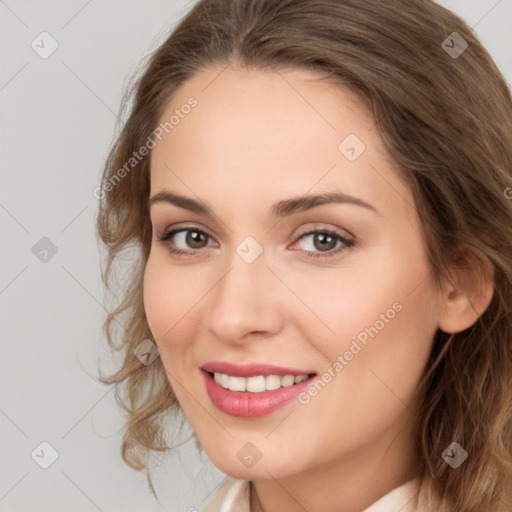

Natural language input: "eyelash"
[156,225,355,260]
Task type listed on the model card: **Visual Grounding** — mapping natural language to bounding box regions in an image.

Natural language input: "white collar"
[203,476,428,512]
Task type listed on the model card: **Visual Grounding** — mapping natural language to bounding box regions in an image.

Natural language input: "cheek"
[142,257,204,410]
[288,276,438,461]
[287,253,436,348]
[309,255,438,402]
[291,244,439,405]
[143,257,168,341]
[142,255,200,354]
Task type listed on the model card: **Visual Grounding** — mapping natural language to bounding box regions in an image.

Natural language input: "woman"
[96,0,512,510]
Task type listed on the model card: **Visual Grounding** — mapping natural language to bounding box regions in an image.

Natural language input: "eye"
[156,226,214,257]
[155,225,355,260]
[292,228,355,259]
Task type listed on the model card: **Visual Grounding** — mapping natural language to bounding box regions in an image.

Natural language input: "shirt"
[203,475,439,512]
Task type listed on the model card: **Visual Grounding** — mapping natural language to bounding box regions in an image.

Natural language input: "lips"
[200,361,317,418]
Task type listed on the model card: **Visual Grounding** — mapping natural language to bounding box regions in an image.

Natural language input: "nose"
[202,247,284,345]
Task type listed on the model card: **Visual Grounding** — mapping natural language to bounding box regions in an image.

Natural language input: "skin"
[143,64,494,512]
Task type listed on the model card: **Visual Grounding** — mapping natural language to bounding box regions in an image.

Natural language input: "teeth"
[228,376,246,392]
[265,375,281,391]
[247,375,265,392]
[281,375,295,387]
[212,372,310,392]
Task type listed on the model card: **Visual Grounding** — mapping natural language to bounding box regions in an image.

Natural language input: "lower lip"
[202,370,316,418]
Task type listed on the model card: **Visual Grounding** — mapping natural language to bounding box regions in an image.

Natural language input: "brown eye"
[157,226,355,260]
[184,230,208,249]
[311,232,338,252]
[157,228,213,256]
[294,229,355,260]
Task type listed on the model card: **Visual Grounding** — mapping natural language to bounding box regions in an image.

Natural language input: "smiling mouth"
[205,371,316,393]
[202,369,318,418]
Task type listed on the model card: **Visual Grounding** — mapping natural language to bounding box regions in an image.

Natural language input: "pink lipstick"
[201,362,316,418]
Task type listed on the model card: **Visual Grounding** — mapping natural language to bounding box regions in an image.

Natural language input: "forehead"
[149,64,413,220]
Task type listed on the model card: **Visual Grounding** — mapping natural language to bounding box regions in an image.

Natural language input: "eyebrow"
[148,190,380,218]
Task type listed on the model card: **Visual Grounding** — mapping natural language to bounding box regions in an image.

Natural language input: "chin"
[203,443,299,481]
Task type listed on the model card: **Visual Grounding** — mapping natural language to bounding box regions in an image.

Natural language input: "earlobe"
[437,250,495,334]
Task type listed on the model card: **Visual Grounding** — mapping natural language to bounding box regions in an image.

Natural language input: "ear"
[438,247,495,334]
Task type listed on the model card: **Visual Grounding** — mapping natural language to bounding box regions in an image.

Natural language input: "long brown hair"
[96,0,512,509]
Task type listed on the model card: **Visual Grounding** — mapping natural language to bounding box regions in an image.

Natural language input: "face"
[143,65,443,481]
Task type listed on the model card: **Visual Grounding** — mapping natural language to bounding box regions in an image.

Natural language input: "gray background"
[1,1,511,511]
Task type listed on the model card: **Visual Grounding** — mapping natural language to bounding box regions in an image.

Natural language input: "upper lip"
[201,361,316,378]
